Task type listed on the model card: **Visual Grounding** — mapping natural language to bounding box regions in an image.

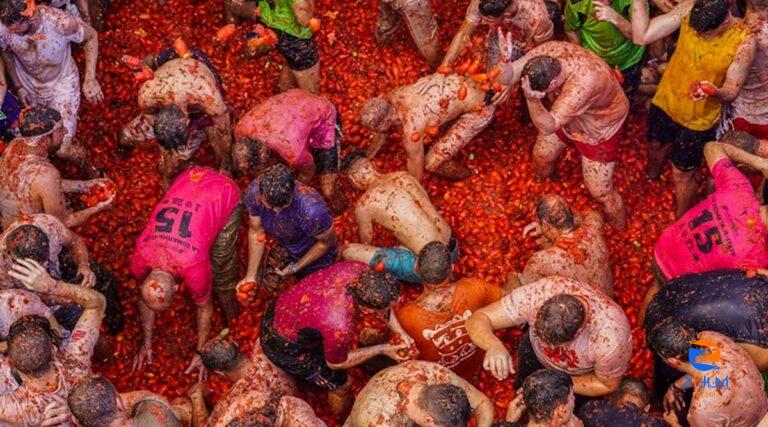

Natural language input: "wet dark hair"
[479,0,513,16]
[258,164,295,209]
[522,56,562,92]
[7,315,55,375]
[536,194,575,230]
[417,241,451,285]
[690,0,729,33]
[200,337,245,372]
[492,423,523,427]
[154,105,189,152]
[6,224,50,264]
[720,130,757,154]
[347,271,400,310]
[224,395,279,427]
[534,294,585,345]
[614,377,649,406]
[419,384,471,426]
[233,137,268,178]
[545,0,564,34]
[19,105,61,137]
[0,0,28,26]
[341,150,367,173]
[523,369,573,423]
[649,319,695,360]
[68,376,119,427]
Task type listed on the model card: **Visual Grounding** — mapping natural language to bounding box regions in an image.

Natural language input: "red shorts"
[556,128,622,163]
[731,117,768,139]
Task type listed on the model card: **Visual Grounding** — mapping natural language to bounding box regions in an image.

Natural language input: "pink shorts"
[556,127,623,163]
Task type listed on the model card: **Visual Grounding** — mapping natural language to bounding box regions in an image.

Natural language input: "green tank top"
[564,0,645,70]
[259,0,313,39]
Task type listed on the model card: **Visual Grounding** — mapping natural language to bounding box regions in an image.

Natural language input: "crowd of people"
[0,0,766,424]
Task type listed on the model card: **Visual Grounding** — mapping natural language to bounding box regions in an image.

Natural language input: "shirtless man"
[0,288,61,340]
[341,152,456,283]
[130,167,242,380]
[649,320,768,427]
[395,242,503,379]
[374,0,441,67]
[505,369,582,427]
[0,0,104,175]
[119,56,232,188]
[506,194,612,296]
[232,88,346,213]
[497,40,629,230]
[346,360,494,427]
[442,0,554,69]
[0,258,105,426]
[0,105,114,228]
[258,261,409,416]
[466,276,632,396]
[642,141,768,316]
[68,375,189,426]
[191,337,324,426]
[360,71,512,181]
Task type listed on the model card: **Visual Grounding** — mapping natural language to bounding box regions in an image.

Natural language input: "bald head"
[360,98,395,133]
[536,194,574,230]
[140,270,176,311]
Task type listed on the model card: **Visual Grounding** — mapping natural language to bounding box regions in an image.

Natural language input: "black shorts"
[275,29,319,71]
[259,302,348,390]
[645,269,768,348]
[647,104,716,172]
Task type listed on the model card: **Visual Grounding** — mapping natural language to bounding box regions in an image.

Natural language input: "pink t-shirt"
[273,261,368,364]
[234,89,337,169]
[654,159,768,280]
[0,289,54,339]
[500,276,631,378]
[130,167,240,304]
[687,332,768,427]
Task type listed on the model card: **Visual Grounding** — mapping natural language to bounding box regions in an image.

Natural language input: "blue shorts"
[370,235,460,284]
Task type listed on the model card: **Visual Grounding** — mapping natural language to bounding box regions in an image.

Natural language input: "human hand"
[185,354,208,382]
[16,87,30,105]
[381,342,410,362]
[521,76,546,100]
[94,191,116,211]
[132,341,153,371]
[8,259,55,294]
[187,381,207,401]
[83,78,104,104]
[77,264,96,288]
[506,394,526,422]
[522,221,542,238]
[497,28,525,65]
[483,342,514,380]
[593,1,622,25]
[42,396,71,427]
[663,384,686,413]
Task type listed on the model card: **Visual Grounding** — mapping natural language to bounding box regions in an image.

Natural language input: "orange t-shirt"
[396,278,503,379]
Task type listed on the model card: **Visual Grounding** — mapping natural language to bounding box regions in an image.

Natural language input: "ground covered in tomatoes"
[69,0,674,423]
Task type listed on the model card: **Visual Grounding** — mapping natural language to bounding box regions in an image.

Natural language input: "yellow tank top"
[652,16,750,131]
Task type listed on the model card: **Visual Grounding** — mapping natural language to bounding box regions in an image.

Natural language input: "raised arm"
[466,299,519,380]
[632,0,694,45]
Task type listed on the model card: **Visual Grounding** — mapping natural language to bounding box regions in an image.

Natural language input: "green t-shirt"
[258,0,313,39]
[564,0,645,70]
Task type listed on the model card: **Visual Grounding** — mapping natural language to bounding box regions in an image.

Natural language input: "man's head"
[690,0,730,35]
[534,294,586,346]
[7,315,56,377]
[258,164,295,210]
[232,137,273,178]
[140,269,177,312]
[19,105,65,152]
[479,0,513,16]
[0,0,35,34]
[649,319,696,361]
[153,105,189,152]
[5,224,50,264]
[417,241,452,286]
[341,150,376,190]
[68,376,123,427]
[224,395,279,427]
[346,270,400,311]
[522,56,564,93]
[535,194,575,239]
[403,383,472,427]
[523,369,575,425]
[720,130,757,154]
[199,337,245,379]
[360,98,397,134]
[611,377,649,409]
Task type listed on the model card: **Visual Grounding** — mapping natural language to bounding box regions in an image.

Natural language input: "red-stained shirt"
[654,158,768,280]
[273,261,368,364]
[130,167,240,304]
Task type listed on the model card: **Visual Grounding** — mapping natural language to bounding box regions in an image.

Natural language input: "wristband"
[289,263,298,275]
